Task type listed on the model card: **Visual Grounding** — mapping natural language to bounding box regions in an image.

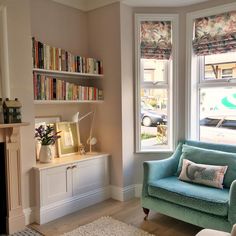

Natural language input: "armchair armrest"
[229,180,236,224]
[142,143,183,198]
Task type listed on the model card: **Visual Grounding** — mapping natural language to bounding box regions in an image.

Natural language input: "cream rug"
[62,216,154,236]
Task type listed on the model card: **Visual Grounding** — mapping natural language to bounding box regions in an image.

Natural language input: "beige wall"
[30,0,88,56]
[87,3,123,187]
[2,0,35,208]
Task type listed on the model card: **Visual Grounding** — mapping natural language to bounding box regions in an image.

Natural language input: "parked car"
[141,102,167,127]
[200,115,236,144]
[200,116,236,129]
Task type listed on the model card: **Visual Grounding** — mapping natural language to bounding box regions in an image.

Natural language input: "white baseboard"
[35,186,110,224]
[25,184,142,225]
[23,207,36,225]
[110,184,138,201]
[134,184,142,197]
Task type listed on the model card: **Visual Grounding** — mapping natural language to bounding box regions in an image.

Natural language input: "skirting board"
[23,207,36,225]
[24,184,142,224]
[35,186,111,224]
[110,184,142,201]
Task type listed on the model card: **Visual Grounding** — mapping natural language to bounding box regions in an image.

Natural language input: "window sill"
[135,149,174,154]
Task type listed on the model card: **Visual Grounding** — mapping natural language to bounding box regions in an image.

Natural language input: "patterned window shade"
[140,21,172,60]
[193,11,236,56]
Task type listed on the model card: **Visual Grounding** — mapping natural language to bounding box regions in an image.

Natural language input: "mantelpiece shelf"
[0,122,30,129]
[33,68,104,78]
[34,100,104,104]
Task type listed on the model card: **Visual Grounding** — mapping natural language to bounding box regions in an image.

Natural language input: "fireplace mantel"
[0,122,29,234]
[0,122,29,129]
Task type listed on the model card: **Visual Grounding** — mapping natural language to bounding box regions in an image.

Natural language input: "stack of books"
[32,37,103,74]
[33,74,103,101]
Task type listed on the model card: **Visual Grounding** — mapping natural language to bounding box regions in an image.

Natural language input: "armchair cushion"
[177,144,236,188]
[148,176,229,216]
[179,159,228,189]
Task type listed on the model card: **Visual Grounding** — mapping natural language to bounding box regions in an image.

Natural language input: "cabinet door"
[72,156,109,196]
[41,165,72,206]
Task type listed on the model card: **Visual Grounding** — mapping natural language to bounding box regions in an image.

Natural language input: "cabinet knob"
[72,165,77,169]
[66,166,72,170]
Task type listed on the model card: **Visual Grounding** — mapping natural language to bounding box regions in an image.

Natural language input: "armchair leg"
[143,207,150,220]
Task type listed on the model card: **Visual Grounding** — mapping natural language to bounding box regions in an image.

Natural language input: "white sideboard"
[34,153,110,224]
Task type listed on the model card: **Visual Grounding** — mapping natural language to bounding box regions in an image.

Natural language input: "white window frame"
[135,14,179,153]
[186,2,236,141]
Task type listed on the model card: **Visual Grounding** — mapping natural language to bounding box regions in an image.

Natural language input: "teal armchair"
[142,140,236,232]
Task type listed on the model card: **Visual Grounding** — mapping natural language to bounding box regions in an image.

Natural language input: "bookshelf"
[32,38,104,103]
[34,100,103,105]
[33,68,104,78]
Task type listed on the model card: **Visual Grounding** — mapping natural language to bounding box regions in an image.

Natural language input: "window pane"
[141,59,167,83]
[140,88,168,150]
[204,52,236,80]
[200,87,236,145]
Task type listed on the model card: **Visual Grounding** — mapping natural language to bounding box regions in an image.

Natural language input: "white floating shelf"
[33,68,104,78]
[34,100,104,105]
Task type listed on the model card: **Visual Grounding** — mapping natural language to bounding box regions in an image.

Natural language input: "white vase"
[39,145,54,163]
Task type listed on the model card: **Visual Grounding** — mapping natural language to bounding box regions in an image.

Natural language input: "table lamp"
[72,110,97,153]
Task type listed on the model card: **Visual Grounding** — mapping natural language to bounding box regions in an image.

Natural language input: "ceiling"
[52,0,210,11]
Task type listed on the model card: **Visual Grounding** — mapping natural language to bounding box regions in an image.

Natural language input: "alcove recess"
[0,122,29,234]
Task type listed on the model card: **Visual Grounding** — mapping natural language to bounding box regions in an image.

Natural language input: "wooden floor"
[31,198,202,236]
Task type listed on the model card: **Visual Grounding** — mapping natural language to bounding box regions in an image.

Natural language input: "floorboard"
[31,198,201,236]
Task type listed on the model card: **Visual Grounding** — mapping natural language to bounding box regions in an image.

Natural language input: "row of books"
[33,74,103,101]
[32,37,103,74]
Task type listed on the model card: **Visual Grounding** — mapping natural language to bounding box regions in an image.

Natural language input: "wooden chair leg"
[143,207,150,220]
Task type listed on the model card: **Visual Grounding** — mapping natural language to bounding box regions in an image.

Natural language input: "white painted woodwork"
[41,165,72,206]
[33,68,104,78]
[72,157,109,195]
[34,154,110,224]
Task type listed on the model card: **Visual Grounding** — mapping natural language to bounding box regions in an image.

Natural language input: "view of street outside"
[140,52,236,150]
[140,59,168,150]
[199,52,236,145]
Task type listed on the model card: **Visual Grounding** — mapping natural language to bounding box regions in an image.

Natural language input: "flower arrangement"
[35,125,61,145]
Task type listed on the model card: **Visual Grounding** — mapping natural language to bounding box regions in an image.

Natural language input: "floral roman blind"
[193,11,236,56]
[140,21,172,60]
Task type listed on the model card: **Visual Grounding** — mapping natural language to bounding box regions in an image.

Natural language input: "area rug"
[62,216,154,236]
[9,227,42,236]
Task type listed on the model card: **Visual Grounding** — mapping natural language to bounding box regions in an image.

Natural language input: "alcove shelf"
[34,100,104,105]
[33,68,104,78]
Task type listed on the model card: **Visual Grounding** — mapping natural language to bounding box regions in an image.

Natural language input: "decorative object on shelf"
[79,143,86,155]
[76,110,97,153]
[35,116,61,161]
[3,98,22,124]
[56,122,80,157]
[35,125,61,163]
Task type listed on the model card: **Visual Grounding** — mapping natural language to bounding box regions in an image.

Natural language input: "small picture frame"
[56,122,80,157]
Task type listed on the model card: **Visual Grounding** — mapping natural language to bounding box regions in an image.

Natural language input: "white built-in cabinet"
[34,154,109,224]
